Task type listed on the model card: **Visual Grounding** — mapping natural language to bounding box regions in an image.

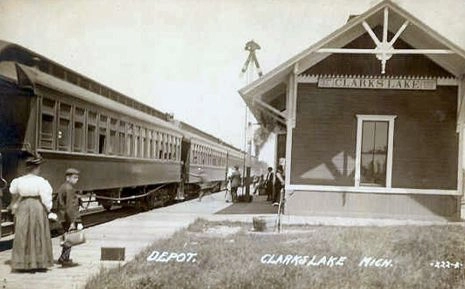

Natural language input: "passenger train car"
[0,40,266,237]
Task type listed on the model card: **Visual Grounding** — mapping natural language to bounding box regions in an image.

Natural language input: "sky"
[0,0,464,166]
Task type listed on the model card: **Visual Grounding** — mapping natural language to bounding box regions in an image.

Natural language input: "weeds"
[85,220,465,289]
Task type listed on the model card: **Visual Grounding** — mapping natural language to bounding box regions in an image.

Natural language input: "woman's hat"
[25,154,44,166]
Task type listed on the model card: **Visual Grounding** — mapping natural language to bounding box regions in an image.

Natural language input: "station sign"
[318,76,437,90]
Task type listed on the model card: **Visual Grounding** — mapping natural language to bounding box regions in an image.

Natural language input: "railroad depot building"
[240,0,465,220]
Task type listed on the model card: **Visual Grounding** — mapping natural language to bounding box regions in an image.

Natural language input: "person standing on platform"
[9,154,54,272]
[56,168,83,267]
[229,166,241,202]
[191,168,209,202]
[273,166,285,206]
[265,167,274,201]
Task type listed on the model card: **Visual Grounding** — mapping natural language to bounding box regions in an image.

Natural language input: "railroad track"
[1,206,141,251]
[1,193,187,244]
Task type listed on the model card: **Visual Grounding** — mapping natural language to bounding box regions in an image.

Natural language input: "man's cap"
[25,155,44,166]
[65,168,80,176]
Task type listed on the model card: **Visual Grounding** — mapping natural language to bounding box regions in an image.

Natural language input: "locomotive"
[0,40,266,238]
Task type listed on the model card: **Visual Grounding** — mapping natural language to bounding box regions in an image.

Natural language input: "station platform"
[0,191,235,289]
[0,190,454,289]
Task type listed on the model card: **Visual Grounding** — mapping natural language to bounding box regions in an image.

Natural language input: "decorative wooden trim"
[437,77,458,86]
[286,184,460,196]
[355,115,396,188]
[253,98,287,120]
[317,48,455,55]
[296,75,318,83]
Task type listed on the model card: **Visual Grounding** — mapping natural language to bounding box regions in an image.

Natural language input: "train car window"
[134,126,140,158]
[168,135,173,160]
[148,130,154,159]
[58,103,71,151]
[141,128,146,158]
[157,132,163,160]
[109,118,118,155]
[163,134,168,160]
[98,115,108,154]
[40,98,56,149]
[173,136,178,161]
[209,147,212,165]
[201,146,205,165]
[154,131,158,159]
[176,137,180,161]
[87,111,97,153]
[127,124,134,157]
[193,144,197,163]
[73,107,85,152]
[118,121,126,156]
[191,144,195,163]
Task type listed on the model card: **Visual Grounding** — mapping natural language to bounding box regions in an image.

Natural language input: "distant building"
[239,0,465,220]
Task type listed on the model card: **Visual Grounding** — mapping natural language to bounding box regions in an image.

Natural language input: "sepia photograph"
[0,0,465,288]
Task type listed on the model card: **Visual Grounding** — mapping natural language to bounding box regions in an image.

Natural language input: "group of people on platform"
[226,164,285,205]
[7,154,82,273]
[262,165,285,206]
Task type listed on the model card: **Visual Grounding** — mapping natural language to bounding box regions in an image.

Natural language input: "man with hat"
[55,168,82,267]
[229,166,241,202]
[190,167,209,202]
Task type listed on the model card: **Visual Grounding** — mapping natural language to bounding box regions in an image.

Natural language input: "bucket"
[252,216,276,232]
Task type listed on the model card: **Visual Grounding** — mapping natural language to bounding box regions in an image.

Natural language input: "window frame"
[39,97,57,150]
[57,102,72,151]
[73,106,86,152]
[355,114,397,188]
[87,110,98,153]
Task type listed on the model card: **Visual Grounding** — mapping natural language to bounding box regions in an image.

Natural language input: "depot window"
[355,115,396,188]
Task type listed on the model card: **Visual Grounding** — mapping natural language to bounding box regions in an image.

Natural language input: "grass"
[85,219,465,289]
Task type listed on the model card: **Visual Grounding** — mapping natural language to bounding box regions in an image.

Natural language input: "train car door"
[0,151,20,238]
[0,151,22,208]
[177,138,191,200]
[0,153,5,237]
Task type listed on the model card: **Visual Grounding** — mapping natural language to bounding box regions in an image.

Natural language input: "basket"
[63,230,86,247]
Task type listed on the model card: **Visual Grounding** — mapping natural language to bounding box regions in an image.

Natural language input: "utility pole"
[240,40,263,201]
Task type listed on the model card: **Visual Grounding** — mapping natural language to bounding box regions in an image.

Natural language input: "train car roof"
[0,40,169,121]
[175,120,246,154]
[0,40,248,155]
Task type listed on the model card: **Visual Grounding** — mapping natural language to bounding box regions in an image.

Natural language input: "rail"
[93,184,168,201]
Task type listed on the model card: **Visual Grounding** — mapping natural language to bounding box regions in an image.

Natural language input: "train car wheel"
[141,193,156,211]
[100,200,112,211]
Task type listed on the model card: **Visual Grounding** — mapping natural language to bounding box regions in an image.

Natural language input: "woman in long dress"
[9,155,54,272]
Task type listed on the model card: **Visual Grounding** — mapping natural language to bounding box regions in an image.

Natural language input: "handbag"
[63,230,86,247]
